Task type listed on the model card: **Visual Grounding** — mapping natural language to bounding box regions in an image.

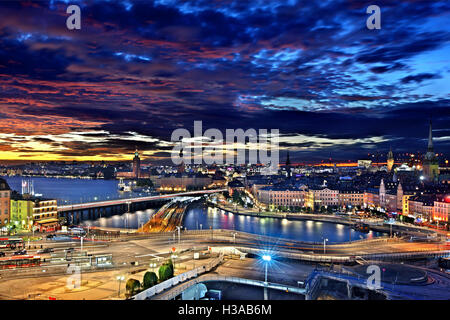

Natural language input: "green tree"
[136,178,154,188]
[125,278,141,298]
[158,265,173,282]
[142,271,158,289]
[158,259,174,281]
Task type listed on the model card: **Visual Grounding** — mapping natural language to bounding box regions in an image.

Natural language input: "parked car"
[0,252,5,257]
[13,249,27,255]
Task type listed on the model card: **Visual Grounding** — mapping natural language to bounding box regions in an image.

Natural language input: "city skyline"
[0,0,449,163]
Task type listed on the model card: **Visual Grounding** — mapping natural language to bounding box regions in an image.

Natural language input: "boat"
[118,178,132,192]
[353,222,370,233]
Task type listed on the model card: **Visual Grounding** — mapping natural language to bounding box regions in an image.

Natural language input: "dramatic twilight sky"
[0,0,449,163]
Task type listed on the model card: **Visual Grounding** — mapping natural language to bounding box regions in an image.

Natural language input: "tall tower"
[285,151,291,178]
[387,147,394,172]
[132,148,141,179]
[178,148,185,173]
[422,120,439,181]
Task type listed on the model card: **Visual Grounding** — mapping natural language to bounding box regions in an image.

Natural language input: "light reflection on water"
[81,209,155,229]
[76,205,382,242]
[183,206,384,243]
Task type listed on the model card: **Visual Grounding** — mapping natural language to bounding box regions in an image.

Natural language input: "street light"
[262,255,271,283]
[116,275,125,297]
[323,238,328,254]
[80,235,84,252]
[175,226,181,244]
[262,254,271,301]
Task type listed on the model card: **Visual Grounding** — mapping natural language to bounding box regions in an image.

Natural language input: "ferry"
[118,178,132,192]
[353,222,370,233]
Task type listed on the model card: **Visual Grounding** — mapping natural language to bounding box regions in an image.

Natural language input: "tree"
[125,278,141,298]
[142,271,158,289]
[158,265,173,282]
[158,259,174,281]
[136,178,154,188]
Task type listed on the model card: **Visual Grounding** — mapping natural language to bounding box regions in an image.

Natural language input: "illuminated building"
[0,178,11,227]
[387,147,394,172]
[408,195,435,222]
[433,195,449,223]
[257,186,306,210]
[158,173,212,192]
[10,193,35,230]
[33,199,58,232]
[337,188,364,207]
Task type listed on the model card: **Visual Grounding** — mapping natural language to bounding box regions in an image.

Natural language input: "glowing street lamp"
[323,238,328,254]
[149,262,157,273]
[262,255,271,284]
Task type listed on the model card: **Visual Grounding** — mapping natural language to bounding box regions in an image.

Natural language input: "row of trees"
[125,259,174,298]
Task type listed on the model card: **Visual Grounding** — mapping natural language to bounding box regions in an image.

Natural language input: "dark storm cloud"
[0,0,449,161]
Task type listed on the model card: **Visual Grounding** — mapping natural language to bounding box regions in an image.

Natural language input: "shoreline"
[208,202,437,237]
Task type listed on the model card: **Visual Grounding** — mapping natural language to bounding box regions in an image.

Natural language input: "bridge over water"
[56,189,226,224]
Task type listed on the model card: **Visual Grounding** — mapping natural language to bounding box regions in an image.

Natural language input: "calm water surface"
[3,176,384,242]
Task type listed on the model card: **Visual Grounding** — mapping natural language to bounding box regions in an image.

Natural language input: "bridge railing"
[154,274,307,300]
[361,250,450,261]
[132,253,224,300]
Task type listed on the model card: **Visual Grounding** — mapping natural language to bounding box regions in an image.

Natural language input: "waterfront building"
[257,186,306,211]
[337,188,364,208]
[116,149,144,179]
[10,193,35,230]
[0,178,11,227]
[33,198,59,232]
[422,120,439,181]
[158,173,212,192]
[364,188,380,209]
[305,187,339,210]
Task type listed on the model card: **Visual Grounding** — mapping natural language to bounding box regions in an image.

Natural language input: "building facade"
[10,193,35,230]
[0,179,11,227]
[33,199,59,232]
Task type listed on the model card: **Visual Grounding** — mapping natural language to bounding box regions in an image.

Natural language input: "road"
[0,229,447,300]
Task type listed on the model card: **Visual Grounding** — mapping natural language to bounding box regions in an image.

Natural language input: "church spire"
[285,151,291,178]
[427,119,433,152]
